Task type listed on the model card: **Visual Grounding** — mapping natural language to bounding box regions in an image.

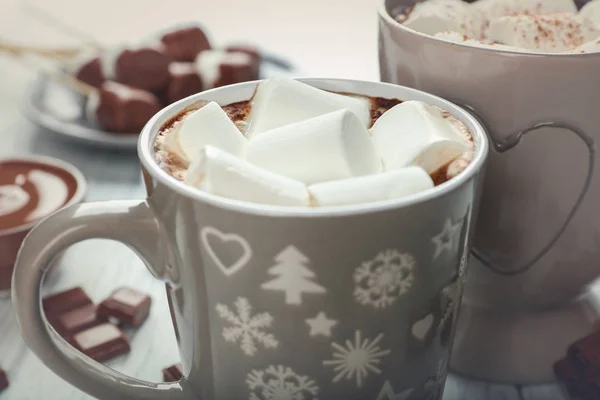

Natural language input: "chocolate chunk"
[225,45,261,78]
[94,81,162,134]
[568,331,600,375]
[53,304,107,338]
[162,363,182,382]
[70,323,130,362]
[0,264,13,292]
[43,287,92,316]
[0,369,8,392]
[98,287,152,326]
[115,48,170,91]
[75,57,105,88]
[554,358,583,398]
[162,62,203,104]
[160,26,211,62]
[214,55,259,89]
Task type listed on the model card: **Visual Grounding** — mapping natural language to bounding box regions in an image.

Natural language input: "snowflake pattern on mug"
[354,249,415,309]
[215,297,278,356]
[246,365,319,400]
[376,380,414,400]
[323,330,391,387]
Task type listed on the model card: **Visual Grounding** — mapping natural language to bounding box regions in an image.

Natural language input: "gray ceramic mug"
[379,0,600,383]
[12,79,488,400]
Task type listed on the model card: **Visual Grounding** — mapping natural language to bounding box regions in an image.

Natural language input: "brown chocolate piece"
[53,304,107,338]
[213,53,259,89]
[162,363,183,382]
[162,62,203,104]
[568,331,600,375]
[75,57,105,88]
[43,287,93,316]
[115,48,170,91]
[160,26,211,62]
[70,323,130,362]
[554,358,583,398]
[225,45,261,77]
[98,287,152,326]
[94,81,162,134]
[0,264,13,292]
[0,369,8,392]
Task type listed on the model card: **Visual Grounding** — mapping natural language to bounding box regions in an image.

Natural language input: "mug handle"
[11,200,195,400]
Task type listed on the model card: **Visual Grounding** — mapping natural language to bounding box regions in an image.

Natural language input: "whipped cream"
[160,78,473,207]
[397,0,600,54]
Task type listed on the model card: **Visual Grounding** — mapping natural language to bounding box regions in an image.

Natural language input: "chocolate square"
[70,323,130,362]
[53,304,107,338]
[43,287,93,316]
[162,363,183,382]
[0,369,8,391]
[98,287,152,327]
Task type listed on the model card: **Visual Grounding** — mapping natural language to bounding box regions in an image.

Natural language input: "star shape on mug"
[431,219,462,260]
[305,312,337,337]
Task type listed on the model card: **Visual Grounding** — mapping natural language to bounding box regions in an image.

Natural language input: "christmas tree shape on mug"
[261,246,326,305]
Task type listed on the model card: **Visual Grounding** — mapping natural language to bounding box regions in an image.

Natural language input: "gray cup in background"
[379,0,600,383]
[12,79,488,399]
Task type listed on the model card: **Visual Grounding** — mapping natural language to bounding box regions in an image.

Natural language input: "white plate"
[22,51,297,151]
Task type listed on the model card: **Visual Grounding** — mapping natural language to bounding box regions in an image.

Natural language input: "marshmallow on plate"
[246,77,371,137]
[185,145,309,207]
[581,0,600,28]
[246,109,381,185]
[434,30,526,52]
[370,101,469,174]
[488,13,600,53]
[163,101,247,165]
[474,0,577,22]
[402,0,487,39]
[309,167,434,207]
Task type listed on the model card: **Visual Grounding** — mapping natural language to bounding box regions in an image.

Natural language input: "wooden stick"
[0,41,82,60]
[0,46,96,96]
[21,1,106,51]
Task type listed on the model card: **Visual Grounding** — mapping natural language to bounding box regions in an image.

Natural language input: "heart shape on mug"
[462,107,594,276]
[201,226,252,277]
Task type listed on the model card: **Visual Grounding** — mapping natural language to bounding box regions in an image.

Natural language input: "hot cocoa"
[154,78,474,208]
[0,160,78,231]
[395,0,600,53]
[0,158,83,291]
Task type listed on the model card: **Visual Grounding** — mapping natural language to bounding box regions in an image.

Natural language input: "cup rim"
[0,155,87,236]
[377,0,600,59]
[138,78,489,218]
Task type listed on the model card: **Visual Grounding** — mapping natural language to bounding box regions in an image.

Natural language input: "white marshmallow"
[246,77,371,137]
[434,30,527,52]
[567,36,600,53]
[163,102,247,164]
[246,109,381,185]
[474,0,577,22]
[581,0,600,27]
[309,167,434,207]
[402,0,487,39]
[185,145,309,207]
[195,50,253,89]
[488,13,600,53]
[370,101,469,174]
[99,46,124,79]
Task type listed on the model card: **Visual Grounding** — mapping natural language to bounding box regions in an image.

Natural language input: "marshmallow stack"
[398,0,600,54]
[164,78,470,208]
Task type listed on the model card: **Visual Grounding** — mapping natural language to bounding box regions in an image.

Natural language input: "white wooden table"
[0,0,573,398]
